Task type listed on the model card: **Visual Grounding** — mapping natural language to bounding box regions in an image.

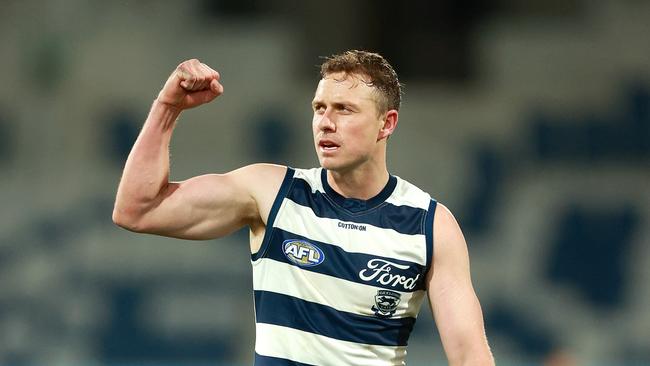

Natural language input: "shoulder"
[292,167,322,186]
[434,203,462,238]
[389,175,433,210]
[232,164,290,226]
[236,163,288,179]
[431,203,469,267]
[225,163,289,204]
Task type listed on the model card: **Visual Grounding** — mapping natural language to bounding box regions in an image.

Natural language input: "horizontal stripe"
[288,177,426,236]
[255,323,407,366]
[292,168,323,193]
[252,258,426,319]
[386,177,433,210]
[255,290,415,346]
[263,229,427,292]
[276,199,428,266]
[319,168,398,213]
[255,353,315,366]
[294,168,431,212]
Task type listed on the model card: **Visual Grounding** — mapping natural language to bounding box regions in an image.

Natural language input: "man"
[113,50,494,365]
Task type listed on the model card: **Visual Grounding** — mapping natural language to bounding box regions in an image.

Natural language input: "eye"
[339,105,353,114]
[313,103,325,114]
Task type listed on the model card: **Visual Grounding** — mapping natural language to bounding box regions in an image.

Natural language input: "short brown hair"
[320,50,402,114]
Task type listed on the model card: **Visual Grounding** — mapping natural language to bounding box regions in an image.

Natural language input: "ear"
[378,110,398,141]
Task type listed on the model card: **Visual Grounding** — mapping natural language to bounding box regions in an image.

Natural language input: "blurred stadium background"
[1,0,649,365]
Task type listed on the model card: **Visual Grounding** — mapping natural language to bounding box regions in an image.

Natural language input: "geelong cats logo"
[372,290,401,318]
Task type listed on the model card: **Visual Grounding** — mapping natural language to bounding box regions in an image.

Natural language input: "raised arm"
[112,59,285,241]
[427,204,494,366]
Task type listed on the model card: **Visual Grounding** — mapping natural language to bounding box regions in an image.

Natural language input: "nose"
[316,109,336,132]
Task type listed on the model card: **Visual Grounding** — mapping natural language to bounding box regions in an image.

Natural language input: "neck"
[326,164,390,200]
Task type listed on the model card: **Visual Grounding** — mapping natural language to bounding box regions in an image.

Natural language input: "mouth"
[318,139,340,152]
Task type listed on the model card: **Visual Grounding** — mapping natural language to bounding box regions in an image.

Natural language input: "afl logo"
[283,239,325,267]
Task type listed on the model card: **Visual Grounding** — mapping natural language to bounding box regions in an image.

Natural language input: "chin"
[319,158,358,173]
[318,156,341,171]
[318,159,335,170]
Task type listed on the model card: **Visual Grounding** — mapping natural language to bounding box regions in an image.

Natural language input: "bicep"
[136,164,284,240]
[427,204,492,365]
[152,173,254,239]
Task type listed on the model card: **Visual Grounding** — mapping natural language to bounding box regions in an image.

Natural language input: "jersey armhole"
[251,167,295,262]
[424,199,438,275]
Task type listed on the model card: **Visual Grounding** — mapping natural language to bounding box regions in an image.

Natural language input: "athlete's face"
[312,72,395,172]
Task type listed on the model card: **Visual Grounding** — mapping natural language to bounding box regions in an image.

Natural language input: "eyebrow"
[311,99,361,110]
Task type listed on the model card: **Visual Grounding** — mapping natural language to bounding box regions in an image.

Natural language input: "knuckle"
[178,58,199,69]
[200,62,220,80]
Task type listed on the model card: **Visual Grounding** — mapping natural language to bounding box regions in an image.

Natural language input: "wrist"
[150,99,182,130]
[153,97,182,115]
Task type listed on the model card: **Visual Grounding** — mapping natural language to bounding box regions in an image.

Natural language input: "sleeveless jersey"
[251,167,437,366]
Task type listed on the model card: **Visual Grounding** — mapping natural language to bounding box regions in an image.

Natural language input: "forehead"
[313,72,377,103]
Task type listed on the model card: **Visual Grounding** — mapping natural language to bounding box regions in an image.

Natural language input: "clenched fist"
[157,59,224,110]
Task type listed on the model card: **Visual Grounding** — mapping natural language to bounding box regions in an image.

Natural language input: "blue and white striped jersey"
[252,167,437,366]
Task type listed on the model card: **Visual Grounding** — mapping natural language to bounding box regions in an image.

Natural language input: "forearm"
[113,100,180,222]
[444,324,494,366]
[440,301,494,366]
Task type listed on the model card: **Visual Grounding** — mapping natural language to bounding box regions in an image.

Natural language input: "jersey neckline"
[320,168,397,213]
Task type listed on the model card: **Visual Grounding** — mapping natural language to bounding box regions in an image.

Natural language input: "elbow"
[112,207,134,230]
[112,205,147,233]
